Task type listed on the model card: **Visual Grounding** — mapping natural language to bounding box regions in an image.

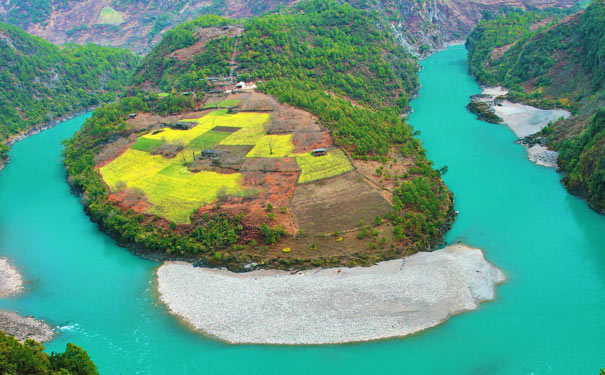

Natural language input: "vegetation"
[65,0,453,269]
[296,149,353,183]
[466,2,605,214]
[0,21,139,159]
[97,7,125,25]
[0,330,97,375]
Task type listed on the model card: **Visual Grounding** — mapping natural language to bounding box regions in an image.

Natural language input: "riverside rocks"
[476,87,570,168]
[0,258,23,298]
[0,258,55,343]
[156,244,505,345]
[0,311,54,343]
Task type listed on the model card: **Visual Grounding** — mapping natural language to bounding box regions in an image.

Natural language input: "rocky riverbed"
[473,87,570,168]
[0,258,54,342]
[156,244,505,345]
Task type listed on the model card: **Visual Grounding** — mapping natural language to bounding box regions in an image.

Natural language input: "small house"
[235,81,246,90]
[182,91,193,96]
[201,150,222,159]
[128,113,138,119]
[312,148,327,157]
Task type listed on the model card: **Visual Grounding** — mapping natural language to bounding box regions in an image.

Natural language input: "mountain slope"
[0,0,577,54]
[64,0,455,270]
[466,0,605,213]
[0,21,139,165]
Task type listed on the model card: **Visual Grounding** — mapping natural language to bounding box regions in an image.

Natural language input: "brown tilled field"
[291,171,392,234]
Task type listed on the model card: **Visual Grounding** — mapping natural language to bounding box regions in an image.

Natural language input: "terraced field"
[295,149,353,183]
[99,108,355,225]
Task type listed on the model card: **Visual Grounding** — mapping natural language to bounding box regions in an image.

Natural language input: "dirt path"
[228,26,243,83]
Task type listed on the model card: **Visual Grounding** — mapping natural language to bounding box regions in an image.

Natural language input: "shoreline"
[0,258,55,343]
[477,87,570,168]
[0,105,98,172]
[156,244,505,345]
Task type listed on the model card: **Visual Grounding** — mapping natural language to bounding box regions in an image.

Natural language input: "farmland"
[98,104,355,225]
[295,149,353,183]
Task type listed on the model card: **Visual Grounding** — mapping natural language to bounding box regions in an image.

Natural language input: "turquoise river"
[0,45,603,374]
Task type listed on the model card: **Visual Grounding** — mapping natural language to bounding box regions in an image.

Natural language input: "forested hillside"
[0,22,139,164]
[0,0,576,55]
[64,0,455,271]
[0,330,98,375]
[466,0,605,213]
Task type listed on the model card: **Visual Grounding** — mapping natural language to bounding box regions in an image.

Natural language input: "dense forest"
[0,21,139,163]
[65,0,453,270]
[466,1,605,214]
[0,330,98,375]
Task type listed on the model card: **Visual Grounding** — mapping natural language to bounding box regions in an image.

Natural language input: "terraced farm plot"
[99,149,246,224]
[202,99,241,109]
[295,149,353,183]
[143,123,215,144]
[220,125,265,145]
[131,137,164,152]
[246,135,294,158]
[291,171,391,234]
[189,131,232,150]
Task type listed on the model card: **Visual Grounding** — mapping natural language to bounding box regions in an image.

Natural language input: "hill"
[0,22,139,167]
[466,0,605,213]
[0,0,576,55]
[64,0,455,271]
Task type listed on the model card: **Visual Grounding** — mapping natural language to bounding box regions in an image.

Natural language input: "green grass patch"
[295,149,353,183]
[189,131,231,150]
[202,99,241,109]
[98,7,124,25]
[99,149,248,224]
[131,137,164,152]
[157,93,169,98]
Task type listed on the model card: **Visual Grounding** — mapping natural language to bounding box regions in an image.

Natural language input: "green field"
[131,137,164,152]
[202,99,241,109]
[98,7,124,25]
[295,149,353,183]
[189,131,231,150]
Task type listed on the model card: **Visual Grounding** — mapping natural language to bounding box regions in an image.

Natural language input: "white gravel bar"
[156,245,505,345]
[0,258,23,298]
[480,87,571,138]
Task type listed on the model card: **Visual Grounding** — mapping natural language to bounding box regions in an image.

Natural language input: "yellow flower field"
[99,149,245,224]
[246,134,294,158]
[295,149,353,183]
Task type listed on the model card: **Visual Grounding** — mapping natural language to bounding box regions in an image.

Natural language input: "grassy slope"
[466,2,605,213]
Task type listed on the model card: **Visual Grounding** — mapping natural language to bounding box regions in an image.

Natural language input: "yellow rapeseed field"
[295,149,353,183]
[246,134,294,158]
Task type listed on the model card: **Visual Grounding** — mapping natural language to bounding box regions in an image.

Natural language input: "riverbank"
[0,105,99,172]
[156,244,505,345]
[475,87,570,168]
[0,258,54,342]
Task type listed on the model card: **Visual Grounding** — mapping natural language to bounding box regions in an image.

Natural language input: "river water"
[0,45,603,374]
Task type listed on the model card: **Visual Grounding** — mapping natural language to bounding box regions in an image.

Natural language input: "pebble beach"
[156,245,505,345]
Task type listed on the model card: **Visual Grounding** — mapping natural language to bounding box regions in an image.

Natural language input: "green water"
[0,45,603,374]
